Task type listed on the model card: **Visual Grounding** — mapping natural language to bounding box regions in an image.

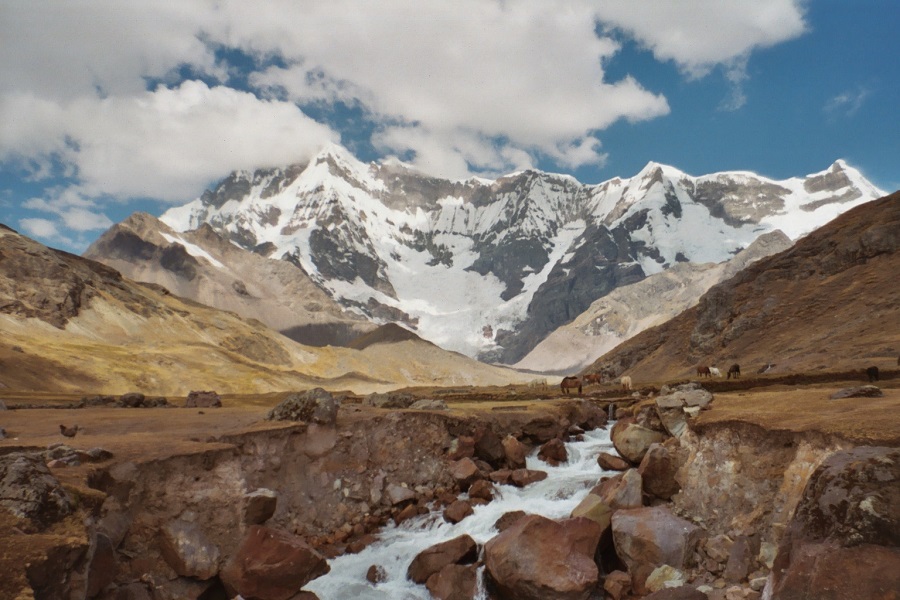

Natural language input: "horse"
[696,366,711,378]
[709,367,722,377]
[560,376,582,395]
[583,373,604,386]
[866,366,879,382]
[621,375,633,391]
[727,364,741,379]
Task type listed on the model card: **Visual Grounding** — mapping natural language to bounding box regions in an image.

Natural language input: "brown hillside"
[586,192,900,381]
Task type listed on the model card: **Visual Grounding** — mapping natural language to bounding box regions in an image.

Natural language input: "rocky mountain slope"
[515,230,793,373]
[0,225,532,394]
[146,144,882,364]
[84,212,374,347]
[585,192,900,381]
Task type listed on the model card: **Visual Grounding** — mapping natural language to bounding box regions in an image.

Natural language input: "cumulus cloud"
[19,217,68,244]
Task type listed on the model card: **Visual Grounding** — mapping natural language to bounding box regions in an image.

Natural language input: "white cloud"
[824,87,871,117]
[19,217,64,240]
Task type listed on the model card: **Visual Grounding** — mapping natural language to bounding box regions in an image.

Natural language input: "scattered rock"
[501,435,528,470]
[643,586,708,600]
[385,483,417,506]
[119,392,146,407]
[244,488,278,525]
[468,479,494,502]
[537,438,568,466]
[598,451,630,471]
[409,398,448,410]
[829,385,883,399]
[426,564,478,600]
[266,388,339,425]
[484,515,604,600]
[407,534,478,584]
[221,525,330,600]
[185,390,222,408]
[366,565,387,585]
[612,506,703,594]
[444,500,474,524]
[611,420,668,464]
[509,468,548,488]
[364,391,416,409]
[449,457,483,492]
[593,468,643,510]
[645,564,686,592]
[603,570,632,600]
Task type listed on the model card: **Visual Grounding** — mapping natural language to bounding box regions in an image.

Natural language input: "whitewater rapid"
[305,426,615,599]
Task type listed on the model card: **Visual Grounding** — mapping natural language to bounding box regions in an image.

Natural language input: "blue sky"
[1,0,897,253]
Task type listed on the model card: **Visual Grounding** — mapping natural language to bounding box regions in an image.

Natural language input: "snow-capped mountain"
[158,144,884,364]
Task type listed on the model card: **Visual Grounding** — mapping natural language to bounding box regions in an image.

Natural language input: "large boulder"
[501,435,528,470]
[221,525,329,600]
[244,488,278,525]
[598,452,630,471]
[570,494,613,531]
[611,506,703,593]
[592,469,643,510]
[426,564,478,600]
[638,443,681,500]
[484,514,604,600]
[611,420,667,464]
[538,438,568,466]
[449,458,483,492]
[158,520,220,580]
[407,534,478,584]
[0,452,72,530]
[266,388,338,425]
[769,446,900,599]
[474,426,506,468]
[185,390,221,408]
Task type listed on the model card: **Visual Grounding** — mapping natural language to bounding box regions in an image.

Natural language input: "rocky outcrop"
[612,418,668,464]
[768,446,900,599]
[266,388,339,424]
[0,453,73,530]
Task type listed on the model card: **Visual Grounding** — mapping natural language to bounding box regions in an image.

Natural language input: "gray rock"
[364,391,417,409]
[0,452,73,528]
[267,388,339,425]
[829,385,883,399]
[158,519,221,580]
[409,398,448,410]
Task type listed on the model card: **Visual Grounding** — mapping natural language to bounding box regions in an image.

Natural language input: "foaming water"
[306,427,614,599]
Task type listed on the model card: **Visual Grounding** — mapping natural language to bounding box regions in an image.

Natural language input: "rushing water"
[305,427,615,599]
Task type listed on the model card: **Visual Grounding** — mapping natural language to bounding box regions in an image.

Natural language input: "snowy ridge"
[160,145,885,363]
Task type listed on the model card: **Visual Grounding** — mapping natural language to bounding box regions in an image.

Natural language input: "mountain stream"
[305,426,614,599]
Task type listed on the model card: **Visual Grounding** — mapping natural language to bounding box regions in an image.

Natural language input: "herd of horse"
[558,363,740,395]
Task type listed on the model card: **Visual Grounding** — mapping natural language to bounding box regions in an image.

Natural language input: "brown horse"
[727,364,741,379]
[583,373,604,386]
[560,376,582,395]
[696,366,711,378]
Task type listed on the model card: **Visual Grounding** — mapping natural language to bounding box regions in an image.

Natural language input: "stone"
[598,451,630,471]
[612,506,703,594]
[656,406,689,438]
[537,438,568,466]
[447,435,476,460]
[385,483,417,506]
[829,385,883,399]
[407,534,478,584]
[501,435,527,470]
[409,398,448,410]
[473,426,506,468]
[570,494,613,531]
[449,458,482,491]
[266,388,338,425]
[723,535,753,583]
[426,564,478,600]
[593,468,643,510]
[468,479,494,502]
[484,515,604,600]
[444,500,474,524]
[221,525,330,600]
[158,519,220,580]
[645,564,686,592]
[364,391,416,408]
[0,452,72,530]
[366,564,387,584]
[603,570,632,600]
[510,468,547,487]
[394,504,420,525]
[244,488,278,525]
[639,443,681,500]
[85,532,117,597]
[642,587,712,600]
[185,390,221,408]
[119,392,146,407]
[611,420,668,464]
[769,446,900,600]
[494,510,527,532]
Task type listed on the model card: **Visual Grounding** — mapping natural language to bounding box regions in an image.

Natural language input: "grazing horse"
[621,375,633,391]
[560,376,582,395]
[697,366,711,378]
[583,373,604,386]
[709,367,722,377]
[867,366,880,382]
[727,364,741,379]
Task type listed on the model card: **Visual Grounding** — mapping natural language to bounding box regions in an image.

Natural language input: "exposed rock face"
[484,514,604,600]
[0,452,73,530]
[221,525,329,600]
[769,446,900,599]
[158,519,220,580]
